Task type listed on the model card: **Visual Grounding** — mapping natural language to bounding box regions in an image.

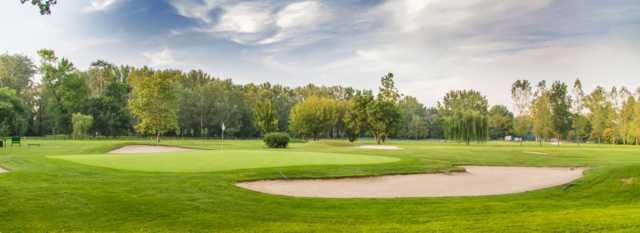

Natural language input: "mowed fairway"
[1,139,640,232]
[51,150,399,173]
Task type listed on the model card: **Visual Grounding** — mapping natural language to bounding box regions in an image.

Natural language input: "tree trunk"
[156,132,160,145]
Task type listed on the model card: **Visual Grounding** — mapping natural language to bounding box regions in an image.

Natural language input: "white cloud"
[169,0,223,23]
[215,2,273,33]
[168,0,331,46]
[83,0,121,12]
[143,48,176,67]
[259,1,329,44]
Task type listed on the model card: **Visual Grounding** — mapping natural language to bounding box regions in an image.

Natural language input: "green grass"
[1,139,640,232]
[51,150,398,173]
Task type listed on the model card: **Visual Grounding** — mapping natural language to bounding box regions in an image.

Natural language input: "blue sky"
[1,0,640,106]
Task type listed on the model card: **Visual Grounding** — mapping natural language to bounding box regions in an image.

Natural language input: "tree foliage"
[3,49,640,145]
[71,113,93,139]
[367,73,401,144]
[549,81,572,141]
[254,100,279,136]
[488,105,514,139]
[128,69,179,143]
[20,0,57,15]
[439,90,489,144]
[0,88,26,136]
[344,90,373,142]
[289,96,339,140]
[531,84,554,144]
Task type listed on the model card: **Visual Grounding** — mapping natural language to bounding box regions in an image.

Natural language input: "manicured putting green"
[51,150,399,173]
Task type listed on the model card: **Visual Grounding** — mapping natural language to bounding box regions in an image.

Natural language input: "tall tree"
[549,81,572,144]
[38,49,90,134]
[511,80,532,116]
[0,88,27,136]
[584,86,612,143]
[620,95,636,144]
[0,53,35,96]
[254,100,279,135]
[128,69,179,144]
[531,82,553,145]
[511,80,533,141]
[633,97,640,145]
[571,79,586,144]
[344,90,373,142]
[367,73,401,144]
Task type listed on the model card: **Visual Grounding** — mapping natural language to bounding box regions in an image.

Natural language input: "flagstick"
[221,122,225,151]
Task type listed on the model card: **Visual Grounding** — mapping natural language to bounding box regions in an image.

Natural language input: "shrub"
[263,132,290,148]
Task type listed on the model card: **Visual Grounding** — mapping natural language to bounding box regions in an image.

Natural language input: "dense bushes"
[263,132,290,148]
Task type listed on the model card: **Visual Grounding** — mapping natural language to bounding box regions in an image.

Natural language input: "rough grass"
[1,139,640,232]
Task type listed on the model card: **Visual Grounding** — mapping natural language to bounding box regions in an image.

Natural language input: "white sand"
[237,166,585,198]
[0,167,7,173]
[525,152,549,155]
[358,145,401,150]
[109,145,193,154]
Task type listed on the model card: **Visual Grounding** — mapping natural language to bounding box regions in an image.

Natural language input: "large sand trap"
[109,145,193,154]
[358,145,401,150]
[237,166,585,198]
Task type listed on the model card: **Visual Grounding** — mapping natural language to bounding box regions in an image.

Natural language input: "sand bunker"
[526,152,549,155]
[0,167,7,173]
[237,166,585,198]
[358,145,401,150]
[109,145,193,154]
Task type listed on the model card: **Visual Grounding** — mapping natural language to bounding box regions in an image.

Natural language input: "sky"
[1,0,640,107]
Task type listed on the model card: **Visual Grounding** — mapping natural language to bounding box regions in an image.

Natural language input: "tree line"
[0,51,433,142]
[512,79,640,145]
[1,50,639,145]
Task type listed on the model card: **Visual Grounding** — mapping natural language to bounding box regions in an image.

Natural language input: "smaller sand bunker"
[237,166,585,198]
[358,145,401,150]
[525,151,549,156]
[109,145,193,154]
[0,167,7,173]
[621,177,636,185]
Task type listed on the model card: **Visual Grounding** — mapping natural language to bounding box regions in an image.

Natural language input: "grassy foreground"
[1,139,640,232]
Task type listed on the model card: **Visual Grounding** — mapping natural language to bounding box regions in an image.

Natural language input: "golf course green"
[51,149,399,173]
[1,139,640,232]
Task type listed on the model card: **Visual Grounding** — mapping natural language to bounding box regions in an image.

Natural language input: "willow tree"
[438,90,489,144]
[442,111,488,144]
[128,69,179,144]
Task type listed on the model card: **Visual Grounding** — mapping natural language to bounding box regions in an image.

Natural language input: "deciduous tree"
[128,69,179,144]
